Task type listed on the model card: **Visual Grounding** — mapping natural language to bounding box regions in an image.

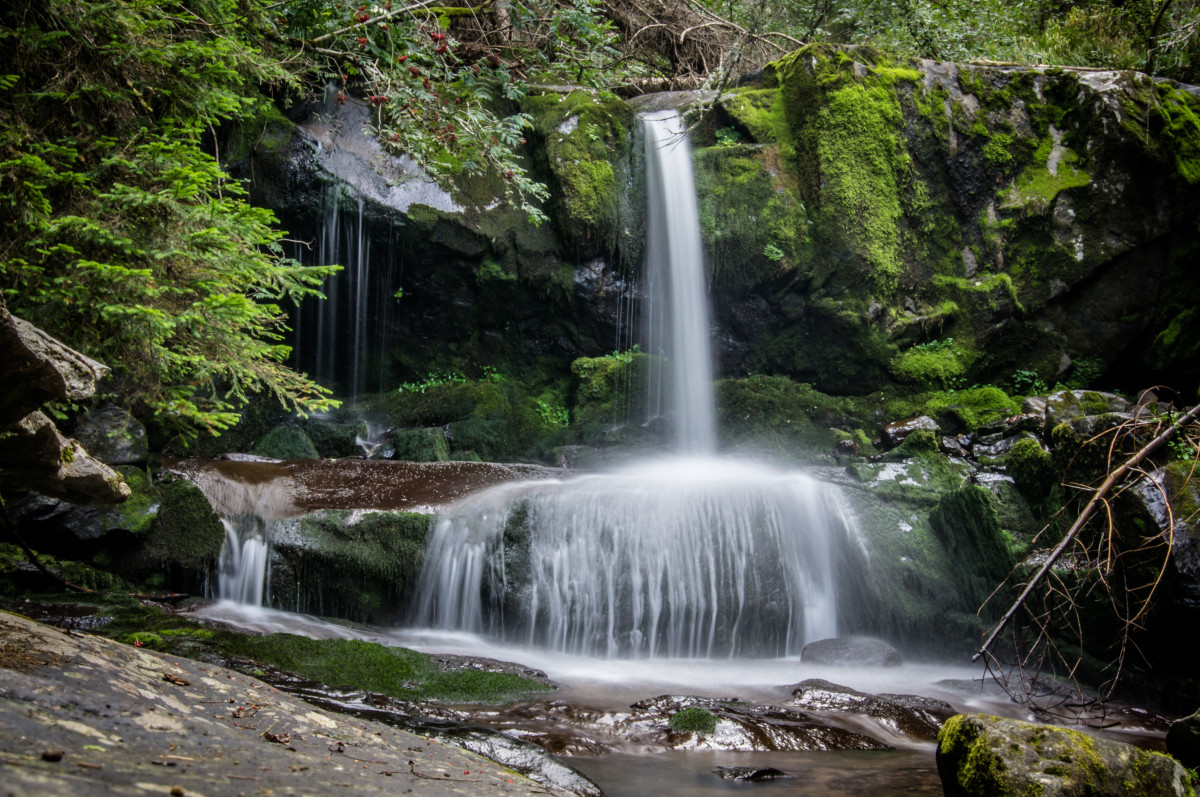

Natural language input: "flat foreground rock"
[0,610,574,796]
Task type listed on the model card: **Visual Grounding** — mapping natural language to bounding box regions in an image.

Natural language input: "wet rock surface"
[0,610,582,797]
[713,765,794,781]
[786,679,956,741]
[455,693,893,755]
[166,457,556,517]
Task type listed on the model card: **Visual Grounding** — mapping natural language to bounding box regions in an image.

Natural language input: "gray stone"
[879,416,939,449]
[72,404,148,464]
[1044,390,1129,429]
[0,411,130,504]
[800,636,902,667]
[0,307,109,427]
[937,713,1190,797]
[787,679,955,740]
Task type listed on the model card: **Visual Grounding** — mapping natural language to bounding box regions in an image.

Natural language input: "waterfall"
[642,111,717,454]
[412,109,861,658]
[291,185,397,399]
[415,459,854,657]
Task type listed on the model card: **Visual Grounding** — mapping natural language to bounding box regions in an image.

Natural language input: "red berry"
[435,44,447,54]
[397,54,407,62]
[357,36,368,45]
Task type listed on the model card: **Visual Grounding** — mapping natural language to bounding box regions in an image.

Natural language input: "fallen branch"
[973,401,1200,663]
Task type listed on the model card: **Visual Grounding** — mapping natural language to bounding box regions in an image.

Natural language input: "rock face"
[936,713,1191,797]
[237,49,1200,400]
[0,303,129,504]
[0,611,579,797]
[801,636,903,667]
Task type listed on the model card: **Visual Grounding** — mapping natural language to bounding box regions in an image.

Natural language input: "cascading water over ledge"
[413,456,865,658]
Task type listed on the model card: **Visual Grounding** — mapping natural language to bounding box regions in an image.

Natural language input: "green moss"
[890,340,973,390]
[668,707,718,734]
[393,427,450,462]
[1001,135,1090,210]
[770,45,931,296]
[930,485,1016,609]
[252,425,319,460]
[222,633,553,704]
[115,478,224,592]
[721,88,791,154]
[1005,437,1058,516]
[569,350,652,445]
[522,90,634,247]
[692,146,810,286]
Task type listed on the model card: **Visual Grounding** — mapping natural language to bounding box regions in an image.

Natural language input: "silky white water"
[642,111,717,454]
[413,456,861,657]
[412,110,863,658]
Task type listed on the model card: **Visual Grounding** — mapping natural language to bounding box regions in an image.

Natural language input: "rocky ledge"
[0,610,579,796]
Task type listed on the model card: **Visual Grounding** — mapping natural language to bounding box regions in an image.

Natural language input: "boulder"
[0,306,109,427]
[787,679,956,740]
[252,424,320,460]
[800,636,902,667]
[936,713,1190,797]
[0,304,128,504]
[71,404,148,465]
[0,411,130,504]
[1044,390,1129,430]
[393,427,450,462]
[1167,708,1200,769]
[879,416,939,450]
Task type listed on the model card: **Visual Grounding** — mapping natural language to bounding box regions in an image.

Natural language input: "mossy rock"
[393,427,450,462]
[569,350,653,447]
[936,713,1192,797]
[302,417,368,458]
[522,89,635,250]
[1004,437,1058,517]
[929,485,1017,610]
[253,425,320,460]
[269,510,430,624]
[118,478,225,593]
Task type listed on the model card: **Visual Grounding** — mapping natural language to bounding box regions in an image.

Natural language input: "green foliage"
[668,707,718,734]
[397,371,468,394]
[714,126,743,146]
[1011,369,1049,396]
[0,0,339,437]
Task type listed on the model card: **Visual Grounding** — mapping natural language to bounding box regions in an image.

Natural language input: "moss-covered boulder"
[393,427,450,462]
[302,416,369,458]
[936,713,1192,797]
[71,404,148,465]
[252,424,320,460]
[269,509,430,623]
[117,477,226,593]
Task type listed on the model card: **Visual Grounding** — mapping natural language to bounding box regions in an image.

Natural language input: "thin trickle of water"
[414,458,858,658]
[217,517,271,606]
[642,111,716,454]
[292,184,395,398]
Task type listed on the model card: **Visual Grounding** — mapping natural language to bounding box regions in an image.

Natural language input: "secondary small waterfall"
[291,185,398,399]
[412,109,863,658]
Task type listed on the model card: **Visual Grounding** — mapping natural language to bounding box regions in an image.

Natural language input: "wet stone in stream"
[786,679,958,741]
[712,766,794,781]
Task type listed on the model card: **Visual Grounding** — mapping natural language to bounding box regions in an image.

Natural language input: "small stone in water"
[713,766,793,781]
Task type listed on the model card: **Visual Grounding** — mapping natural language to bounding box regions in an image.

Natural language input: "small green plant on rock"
[669,706,718,734]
